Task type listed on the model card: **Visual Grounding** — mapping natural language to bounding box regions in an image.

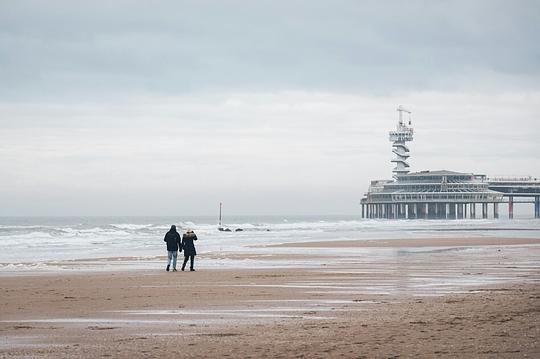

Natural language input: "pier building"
[360,107,540,219]
[361,170,503,219]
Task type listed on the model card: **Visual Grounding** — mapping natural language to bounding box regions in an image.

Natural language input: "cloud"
[1,1,539,214]
[1,1,539,99]
[1,90,539,214]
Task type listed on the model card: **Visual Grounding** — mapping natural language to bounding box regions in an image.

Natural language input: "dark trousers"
[182,255,195,270]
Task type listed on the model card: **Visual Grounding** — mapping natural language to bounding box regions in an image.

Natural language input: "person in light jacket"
[181,229,198,271]
[163,225,182,272]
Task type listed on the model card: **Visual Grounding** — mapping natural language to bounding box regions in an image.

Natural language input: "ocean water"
[0,215,539,269]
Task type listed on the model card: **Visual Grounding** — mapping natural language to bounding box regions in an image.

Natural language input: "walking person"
[181,229,198,271]
[164,225,182,272]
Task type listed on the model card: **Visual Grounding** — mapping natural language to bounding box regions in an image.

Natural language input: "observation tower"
[389,105,414,179]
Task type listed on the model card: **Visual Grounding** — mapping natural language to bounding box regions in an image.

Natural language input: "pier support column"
[464,204,468,218]
[508,196,514,219]
[405,204,409,219]
[457,203,464,219]
[470,203,476,219]
[361,204,364,218]
[494,202,499,219]
[482,203,488,219]
[535,196,540,219]
[445,203,449,219]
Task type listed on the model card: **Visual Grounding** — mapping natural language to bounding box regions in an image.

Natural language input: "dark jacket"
[164,230,182,252]
[181,232,197,256]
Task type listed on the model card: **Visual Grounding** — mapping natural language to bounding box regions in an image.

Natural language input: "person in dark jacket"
[164,225,182,272]
[181,229,198,271]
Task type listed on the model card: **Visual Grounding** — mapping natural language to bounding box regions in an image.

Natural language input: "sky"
[1,0,539,216]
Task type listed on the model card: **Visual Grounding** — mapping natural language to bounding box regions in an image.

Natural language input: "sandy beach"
[1,236,539,358]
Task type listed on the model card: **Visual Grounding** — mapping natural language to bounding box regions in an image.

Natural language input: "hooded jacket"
[181,231,197,256]
[164,227,182,252]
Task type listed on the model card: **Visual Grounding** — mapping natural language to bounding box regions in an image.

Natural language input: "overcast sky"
[1,0,539,216]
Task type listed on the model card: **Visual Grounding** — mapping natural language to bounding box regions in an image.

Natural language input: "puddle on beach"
[0,336,69,350]
[113,308,336,321]
[1,306,337,331]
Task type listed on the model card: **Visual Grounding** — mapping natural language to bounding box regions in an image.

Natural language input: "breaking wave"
[0,216,538,265]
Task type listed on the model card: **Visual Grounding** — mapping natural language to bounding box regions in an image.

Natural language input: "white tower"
[389,105,414,179]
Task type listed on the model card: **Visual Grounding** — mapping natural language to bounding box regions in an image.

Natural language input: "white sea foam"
[0,216,538,269]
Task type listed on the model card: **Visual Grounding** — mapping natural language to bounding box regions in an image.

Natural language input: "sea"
[0,214,539,272]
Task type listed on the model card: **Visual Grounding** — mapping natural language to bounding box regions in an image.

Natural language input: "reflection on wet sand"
[1,238,539,357]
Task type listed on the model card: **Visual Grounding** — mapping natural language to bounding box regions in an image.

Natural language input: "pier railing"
[488,176,539,182]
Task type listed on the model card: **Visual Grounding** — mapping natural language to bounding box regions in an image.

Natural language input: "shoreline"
[266,236,540,248]
[1,236,540,276]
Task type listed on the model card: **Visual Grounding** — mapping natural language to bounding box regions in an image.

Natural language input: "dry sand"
[1,237,539,358]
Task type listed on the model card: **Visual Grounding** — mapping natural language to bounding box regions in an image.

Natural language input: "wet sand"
[268,236,540,248]
[1,237,539,358]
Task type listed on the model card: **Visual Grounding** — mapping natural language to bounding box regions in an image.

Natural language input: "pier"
[488,177,540,219]
[360,107,539,219]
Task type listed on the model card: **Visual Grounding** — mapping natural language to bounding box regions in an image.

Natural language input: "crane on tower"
[397,105,412,126]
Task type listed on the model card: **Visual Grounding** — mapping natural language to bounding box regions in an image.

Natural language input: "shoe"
[181,267,185,271]
[173,268,177,272]
[166,265,170,272]
[190,268,195,271]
